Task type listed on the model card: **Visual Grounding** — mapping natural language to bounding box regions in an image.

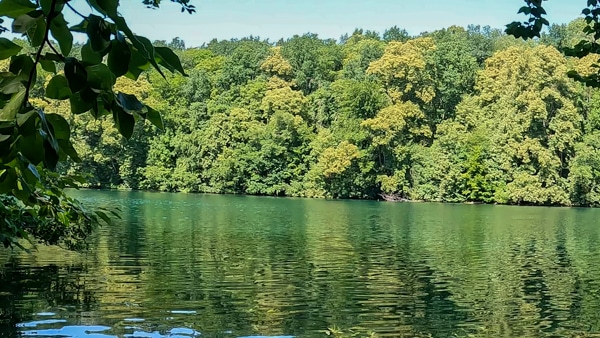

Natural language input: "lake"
[1,190,600,337]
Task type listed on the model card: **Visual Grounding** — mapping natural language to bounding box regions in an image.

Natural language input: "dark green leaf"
[86,15,111,52]
[39,0,51,15]
[20,161,39,186]
[38,109,59,154]
[155,46,186,76]
[18,132,43,164]
[64,57,87,93]
[58,139,80,162]
[125,48,150,80]
[117,92,143,112]
[69,19,87,33]
[86,63,116,91]
[135,35,166,78]
[91,95,110,118]
[10,54,35,83]
[111,14,166,79]
[145,105,164,130]
[39,59,56,73]
[89,0,118,17]
[94,210,112,224]
[81,41,102,65]
[39,0,64,16]
[26,16,45,47]
[107,39,131,77]
[43,139,58,169]
[0,38,22,60]
[41,53,63,62]
[16,108,36,135]
[69,92,94,114]
[112,103,135,139]
[46,74,71,100]
[16,108,35,126]
[50,13,73,56]
[71,174,86,184]
[517,6,531,15]
[80,86,98,104]
[45,113,70,140]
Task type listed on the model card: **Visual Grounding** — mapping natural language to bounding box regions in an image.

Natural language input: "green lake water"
[2,190,600,337]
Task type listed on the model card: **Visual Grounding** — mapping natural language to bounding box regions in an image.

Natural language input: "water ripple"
[3,191,600,337]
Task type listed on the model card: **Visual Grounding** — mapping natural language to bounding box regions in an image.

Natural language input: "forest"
[13,18,600,207]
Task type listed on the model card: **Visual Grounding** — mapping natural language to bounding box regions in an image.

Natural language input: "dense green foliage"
[2,0,600,249]
[507,0,600,87]
[0,0,188,249]
[49,19,600,207]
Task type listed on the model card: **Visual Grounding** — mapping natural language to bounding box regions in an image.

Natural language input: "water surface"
[2,190,600,337]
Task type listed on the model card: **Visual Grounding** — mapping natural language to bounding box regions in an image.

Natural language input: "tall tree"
[281,33,342,94]
[454,45,581,205]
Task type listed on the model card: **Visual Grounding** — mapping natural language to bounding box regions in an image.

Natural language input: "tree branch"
[66,1,87,20]
[24,0,59,107]
[46,40,65,61]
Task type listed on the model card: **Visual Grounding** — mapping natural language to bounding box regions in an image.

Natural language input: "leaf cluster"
[0,0,189,249]
[507,0,600,87]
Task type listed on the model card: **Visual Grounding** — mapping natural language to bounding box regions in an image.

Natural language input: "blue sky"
[76,1,585,47]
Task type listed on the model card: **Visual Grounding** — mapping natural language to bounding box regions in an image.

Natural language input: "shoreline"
[70,186,595,209]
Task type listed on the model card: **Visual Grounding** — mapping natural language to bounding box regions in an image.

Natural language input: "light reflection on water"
[2,190,600,337]
[15,311,207,337]
[16,316,280,337]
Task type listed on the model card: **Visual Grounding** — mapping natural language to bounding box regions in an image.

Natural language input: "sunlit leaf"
[0,87,25,121]
[0,0,36,19]
[0,167,16,193]
[0,38,22,60]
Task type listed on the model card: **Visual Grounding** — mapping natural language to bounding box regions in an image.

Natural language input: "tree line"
[21,19,600,207]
